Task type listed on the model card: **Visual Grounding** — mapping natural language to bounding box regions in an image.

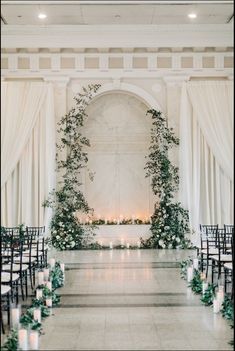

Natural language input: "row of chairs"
[1,226,48,333]
[198,224,234,295]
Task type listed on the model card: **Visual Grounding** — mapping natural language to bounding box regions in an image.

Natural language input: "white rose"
[71,241,75,248]
[159,240,164,247]
[176,237,181,243]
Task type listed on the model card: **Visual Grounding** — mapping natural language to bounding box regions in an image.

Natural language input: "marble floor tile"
[37,249,233,350]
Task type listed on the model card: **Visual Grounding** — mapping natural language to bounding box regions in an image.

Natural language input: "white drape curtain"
[179,81,234,245]
[1,82,56,228]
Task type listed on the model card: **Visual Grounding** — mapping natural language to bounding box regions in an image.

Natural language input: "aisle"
[40,250,233,350]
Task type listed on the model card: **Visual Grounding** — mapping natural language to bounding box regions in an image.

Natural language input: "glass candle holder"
[18,328,28,351]
[29,330,39,350]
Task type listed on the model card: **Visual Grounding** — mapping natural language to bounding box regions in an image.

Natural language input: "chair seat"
[2,263,28,272]
[211,254,232,262]
[201,248,218,255]
[1,272,19,282]
[23,250,43,257]
[14,256,37,263]
[1,285,11,295]
[224,262,233,270]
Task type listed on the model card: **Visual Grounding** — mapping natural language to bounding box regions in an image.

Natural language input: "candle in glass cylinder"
[126,243,130,249]
[38,271,44,285]
[43,268,50,282]
[137,241,141,248]
[60,263,65,274]
[202,282,208,295]
[109,242,113,249]
[49,258,55,268]
[29,330,39,350]
[132,215,135,224]
[18,329,28,351]
[46,298,52,308]
[46,281,52,291]
[11,306,20,329]
[187,267,193,282]
[213,298,220,313]
[36,289,43,300]
[193,258,199,270]
[33,308,41,323]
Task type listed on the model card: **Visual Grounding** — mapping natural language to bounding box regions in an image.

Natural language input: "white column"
[162,75,190,200]
[44,76,70,187]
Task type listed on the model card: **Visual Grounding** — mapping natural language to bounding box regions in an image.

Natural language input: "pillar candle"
[200,272,206,281]
[33,308,41,323]
[43,268,50,282]
[187,267,193,282]
[213,298,220,313]
[60,263,65,274]
[193,258,199,270]
[46,281,52,291]
[126,243,130,249]
[105,218,107,224]
[29,330,39,350]
[109,242,113,249]
[36,289,43,300]
[132,215,135,224]
[38,272,44,285]
[202,282,208,295]
[46,298,52,307]
[137,241,141,248]
[18,329,28,351]
[49,258,55,268]
[11,306,20,329]
[217,290,224,308]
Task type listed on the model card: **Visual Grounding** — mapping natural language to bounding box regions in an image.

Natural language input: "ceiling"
[1,2,234,25]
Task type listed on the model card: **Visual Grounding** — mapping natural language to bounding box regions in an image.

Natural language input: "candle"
[18,329,28,351]
[38,271,44,285]
[89,220,92,224]
[137,241,141,248]
[60,263,65,274]
[49,258,55,268]
[29,330,39,350]
[43,268,50,282]
[46,298,52,307]
[33,308,41,323]
[200,272,206,281]
[149,216,152,224]
[11,306,20,329]
[126,243,130,249]
[119,215,123,223]
[217,289,224,308]
[117,219,120,225]
[187,267,193,282]
[202,282,208,295]
[36,289,43,300]
[109,242,113,249]
[105,218,107,224]
[193,258,199,270]
[46,281,52,291]
[132,215,135,224]
[213,298,220,313]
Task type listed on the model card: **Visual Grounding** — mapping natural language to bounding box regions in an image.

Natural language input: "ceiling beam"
[1,0,233,4]
[1,24,233,49]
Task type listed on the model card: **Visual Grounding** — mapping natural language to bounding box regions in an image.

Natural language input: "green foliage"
[2,329,18,351]
[221,295,234,323]
[200,283,216,306]
[43,84,101,250]
[19,310,42,331]
[188,270,203,294]
[49,262,64,289]
[141,109,191,249]
[180,259,193,280]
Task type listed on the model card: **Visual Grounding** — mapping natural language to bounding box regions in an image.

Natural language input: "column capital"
[43,75,70,87]
[163,75,190,87]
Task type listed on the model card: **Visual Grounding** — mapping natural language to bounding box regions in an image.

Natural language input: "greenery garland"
[188,270,203,294]
[141,109,191,249]
[43,84,101,250]
[2,261,64,351]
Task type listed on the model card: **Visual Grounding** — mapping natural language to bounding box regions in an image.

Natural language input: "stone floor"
[38,249,233,350]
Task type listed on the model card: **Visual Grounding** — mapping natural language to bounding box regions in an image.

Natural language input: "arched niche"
[81,89,158,221]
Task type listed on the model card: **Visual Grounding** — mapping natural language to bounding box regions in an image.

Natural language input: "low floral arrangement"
[2,261,64,351]
[82,218,151,225]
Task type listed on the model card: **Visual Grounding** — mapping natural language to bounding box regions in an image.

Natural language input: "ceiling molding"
[1,24,233,49]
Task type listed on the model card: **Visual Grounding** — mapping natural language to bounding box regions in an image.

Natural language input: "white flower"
[56,235,60,239]
[71,241,75,248]
[159,239,164,247]
[176,237,181,243]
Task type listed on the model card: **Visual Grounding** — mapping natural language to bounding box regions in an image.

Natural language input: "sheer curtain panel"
[1,82,55,227]
[179,81,234,244]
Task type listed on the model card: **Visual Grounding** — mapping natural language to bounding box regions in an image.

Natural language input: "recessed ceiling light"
[38,13,47,19]
[188,13,197,19]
